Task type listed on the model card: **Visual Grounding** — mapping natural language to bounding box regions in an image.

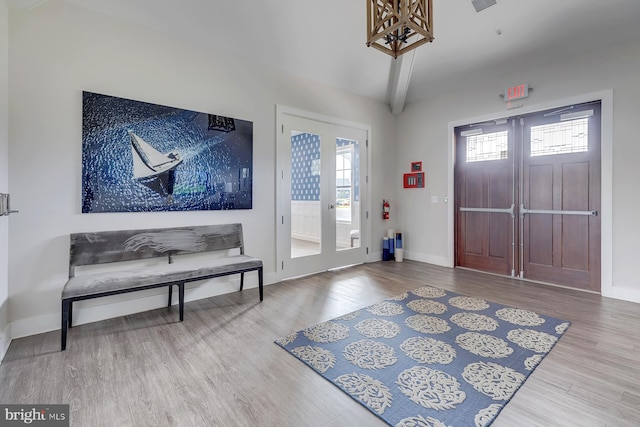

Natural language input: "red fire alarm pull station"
[403,172,424,188]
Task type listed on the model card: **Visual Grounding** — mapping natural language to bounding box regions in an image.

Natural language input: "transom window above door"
[530,117,589,157]
[465,131,509,162]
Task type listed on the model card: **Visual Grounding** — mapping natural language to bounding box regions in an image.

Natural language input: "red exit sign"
[504,83,529,101]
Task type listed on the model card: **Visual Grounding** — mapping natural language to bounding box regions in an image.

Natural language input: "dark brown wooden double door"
[455,102,601,292]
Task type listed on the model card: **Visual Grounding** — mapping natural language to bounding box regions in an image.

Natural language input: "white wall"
[0,0,10,360]
[397,36,640,303]
[7,1,397,338]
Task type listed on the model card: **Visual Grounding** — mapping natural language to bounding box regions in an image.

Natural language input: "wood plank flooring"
[1,261,639,426]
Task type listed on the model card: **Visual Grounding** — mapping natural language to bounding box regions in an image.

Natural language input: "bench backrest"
[69,223,245,277]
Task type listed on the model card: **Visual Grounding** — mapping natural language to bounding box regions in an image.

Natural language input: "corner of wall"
[0,321,9,364]
[0,292,9,363]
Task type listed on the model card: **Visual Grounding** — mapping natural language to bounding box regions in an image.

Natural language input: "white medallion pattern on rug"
[343,339,398,370]
[555,322,570,334]
[524,354,544,371]
[412,286,448,299]
[456,332,514,359]
[448,296,490,311]
[303,321,349,343]
[397,366,466,410]
[462,361,526,400]
[507,328,558,353]
[389,292,410,301]
[355,318,402,339]
[450,312,499,331]
[274,332,298,346]
[334,373,393,415]
[496,308,546,326]
[400,337,456,364]
[335,310,361,321]
[405,315,451,334]
[407,299,448,315]
[367,301,405,316]
[396,415,450,427]
[291,345,336,373]
[276,284,571,427]
[474,404,503,427]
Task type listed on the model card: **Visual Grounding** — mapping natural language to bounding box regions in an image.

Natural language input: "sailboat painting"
[82,91,253,213]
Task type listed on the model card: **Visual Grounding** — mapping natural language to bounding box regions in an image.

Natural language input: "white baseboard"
[367,251,382,263]
[602,285,640,304]
[404,251,450,267]
[0,322,10,364]
[10,271,277,340]
[367,250,450,267]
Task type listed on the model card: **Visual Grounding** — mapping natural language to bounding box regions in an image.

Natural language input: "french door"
[455,102,601,292]
[277,110,368,279]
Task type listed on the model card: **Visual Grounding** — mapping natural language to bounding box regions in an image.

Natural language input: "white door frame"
[276,105,372,281]
[447,90,613,297]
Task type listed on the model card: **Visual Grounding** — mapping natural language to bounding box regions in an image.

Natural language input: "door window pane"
[530,118,588,157]
[290,131,321,258]
[336,138,359,250]
[466,131,509,162]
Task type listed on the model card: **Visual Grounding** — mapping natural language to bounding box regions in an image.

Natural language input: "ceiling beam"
[388,50,416,115]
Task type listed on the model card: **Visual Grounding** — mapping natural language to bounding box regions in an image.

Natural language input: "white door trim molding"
[275,105,372,282]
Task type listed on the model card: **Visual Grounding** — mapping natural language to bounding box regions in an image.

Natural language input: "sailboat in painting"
[130,131,182,178]
[129,131,182,196]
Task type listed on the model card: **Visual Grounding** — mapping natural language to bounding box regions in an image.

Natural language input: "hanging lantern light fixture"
[366,0,434,58]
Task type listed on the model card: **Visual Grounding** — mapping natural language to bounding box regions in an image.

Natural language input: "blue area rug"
[275,286,570,427]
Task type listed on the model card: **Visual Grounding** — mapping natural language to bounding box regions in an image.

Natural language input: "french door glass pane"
[336,137,360,251]
[290,131,321,258]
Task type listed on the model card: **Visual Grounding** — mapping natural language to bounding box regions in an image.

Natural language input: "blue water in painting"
[82,92,253,213]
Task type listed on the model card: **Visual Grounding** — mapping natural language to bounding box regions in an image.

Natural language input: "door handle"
[460,204,515,218]
[520,204,597,217]
[0,193,18,217]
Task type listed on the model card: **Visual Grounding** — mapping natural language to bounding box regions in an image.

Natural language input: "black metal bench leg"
[68,300,73,328]
[178,283,184,321]
[61,300,70,351]
[258,267,263,301]
[168,285,173,307]
[239,272,245,291]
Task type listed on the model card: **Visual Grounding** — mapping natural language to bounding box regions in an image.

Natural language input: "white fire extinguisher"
[383,199,390,220]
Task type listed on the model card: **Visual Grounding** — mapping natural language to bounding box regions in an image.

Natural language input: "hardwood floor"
[1,261,639,426]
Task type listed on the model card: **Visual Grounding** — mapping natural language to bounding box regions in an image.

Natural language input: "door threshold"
[455,266,601,295]
[328,263,363,272]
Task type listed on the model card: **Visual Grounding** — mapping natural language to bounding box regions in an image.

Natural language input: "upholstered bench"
[61,223,263,351]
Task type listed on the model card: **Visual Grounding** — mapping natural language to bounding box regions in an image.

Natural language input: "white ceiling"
[15,0,640,106]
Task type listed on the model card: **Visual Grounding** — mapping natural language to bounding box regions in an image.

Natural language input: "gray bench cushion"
[62,255,262,299]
